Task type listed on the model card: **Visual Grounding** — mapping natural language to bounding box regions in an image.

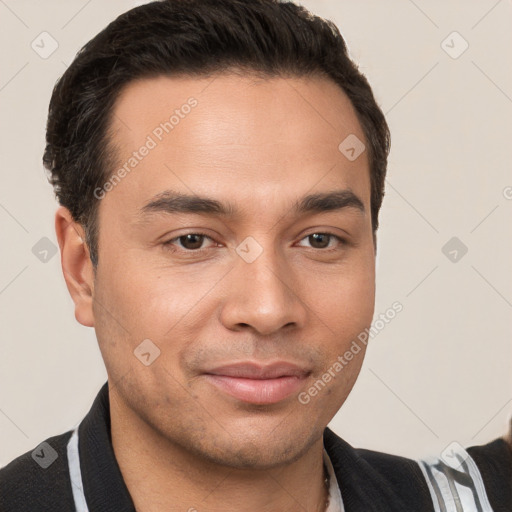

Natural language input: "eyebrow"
[138,189,365,219]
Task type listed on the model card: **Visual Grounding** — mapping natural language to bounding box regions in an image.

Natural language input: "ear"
[55,206,95,327]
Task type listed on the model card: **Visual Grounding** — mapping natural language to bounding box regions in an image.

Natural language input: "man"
[0,0,510,510]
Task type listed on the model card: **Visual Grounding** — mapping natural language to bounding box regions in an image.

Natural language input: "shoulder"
[0,430,76,511]
[465,436,512,511]
[324,427,512,512]
[323,428,434,510]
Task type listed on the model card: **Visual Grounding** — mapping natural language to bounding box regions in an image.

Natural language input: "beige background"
[1,0,511,467]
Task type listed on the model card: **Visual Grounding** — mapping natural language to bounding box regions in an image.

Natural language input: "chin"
[181,421,318,470]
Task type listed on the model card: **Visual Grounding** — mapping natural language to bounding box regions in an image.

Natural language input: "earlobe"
[55,206,95,327]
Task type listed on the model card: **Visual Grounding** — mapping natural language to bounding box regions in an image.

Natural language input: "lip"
[203,361,310,404]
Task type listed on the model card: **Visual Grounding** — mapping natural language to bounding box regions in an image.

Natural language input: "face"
[88,73,375,469]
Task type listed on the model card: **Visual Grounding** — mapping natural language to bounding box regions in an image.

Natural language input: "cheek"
[303,258,375,336]
[91,256,226,380]
[299,345,367,428]
[94,254,207,333]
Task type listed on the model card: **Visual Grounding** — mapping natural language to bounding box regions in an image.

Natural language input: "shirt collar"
[324,448,345,512]
[76,381,135,511]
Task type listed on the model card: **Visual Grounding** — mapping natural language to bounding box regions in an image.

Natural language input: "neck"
[109,391,329,512]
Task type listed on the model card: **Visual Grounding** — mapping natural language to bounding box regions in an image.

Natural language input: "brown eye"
[308,233,331,249]
[163,233,215,253]
[178,234,206,250]
[297,232,344,251]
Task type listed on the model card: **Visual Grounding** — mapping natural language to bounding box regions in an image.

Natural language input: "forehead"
[104,73,371,219]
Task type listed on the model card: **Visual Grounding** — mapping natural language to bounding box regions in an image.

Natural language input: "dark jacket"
[1,382,510,511]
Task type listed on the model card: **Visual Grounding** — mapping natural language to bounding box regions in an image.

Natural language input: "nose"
[218,243,308,336]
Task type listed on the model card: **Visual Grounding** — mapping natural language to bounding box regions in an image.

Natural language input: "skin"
[56,73,376,512]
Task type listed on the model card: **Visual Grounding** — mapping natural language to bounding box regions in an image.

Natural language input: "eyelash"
[162,232,347,255]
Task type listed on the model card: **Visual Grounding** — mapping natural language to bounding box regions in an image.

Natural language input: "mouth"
[203,361,311,405]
